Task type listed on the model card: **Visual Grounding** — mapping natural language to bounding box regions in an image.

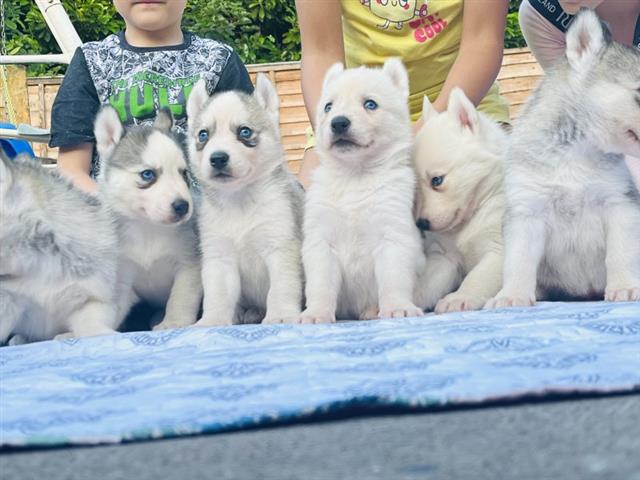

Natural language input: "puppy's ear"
[566,8,611,74]
[94,106,124,160]
[382,57,409,98]
[154,107,174,132]
[322,62,345,92]
[186,79,209,122]
[254,73,280,118]
[421,95,439,124]
[447,87,479,134]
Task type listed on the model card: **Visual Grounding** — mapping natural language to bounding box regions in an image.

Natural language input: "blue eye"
[198,129,209,143]
[431,176,444,188]
[238,126,253,139]
[324,102,332,113]
[364,99,378,110]
[140,169,156,182]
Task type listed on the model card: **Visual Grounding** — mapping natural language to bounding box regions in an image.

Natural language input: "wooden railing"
[4,48,544,170]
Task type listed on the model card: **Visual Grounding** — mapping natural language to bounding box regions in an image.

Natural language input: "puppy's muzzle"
[210,151,229,171]
[171,199,190,219]
[331,116,351,135]
[416,218,431,231]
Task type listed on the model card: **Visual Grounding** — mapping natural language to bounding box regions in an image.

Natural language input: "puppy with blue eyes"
[301,58,425,323]
[186,75,304,326]
[413,88,506,313]
[94,106,202,330]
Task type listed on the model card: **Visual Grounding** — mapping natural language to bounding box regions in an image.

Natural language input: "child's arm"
[295,0,345,128]
[57,144,97,194]
[50,48,101,193]
[294,0,345,187]
[428,0,509,118]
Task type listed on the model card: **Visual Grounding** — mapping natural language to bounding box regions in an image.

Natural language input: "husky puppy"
[301,58,424,323]
[94,107,202,329]
[486,9,640,308]
[413,88,506,313]
[186,75,303,326]
[0,149,120,343]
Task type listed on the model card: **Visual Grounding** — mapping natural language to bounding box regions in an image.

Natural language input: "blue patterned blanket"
[1,302,639,448]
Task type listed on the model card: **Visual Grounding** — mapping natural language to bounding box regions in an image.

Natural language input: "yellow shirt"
[341,0,510,123]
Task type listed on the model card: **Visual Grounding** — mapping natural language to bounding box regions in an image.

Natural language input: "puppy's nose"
[209,151,229,170]
[416,218,430,231]
[331,116,351,134]
[172,199,190,218]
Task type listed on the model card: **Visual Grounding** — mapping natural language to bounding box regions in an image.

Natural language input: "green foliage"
[3,0,123,75]
[3,0,527,75]
[3,0,299,75]
[182,0,300,64]
[505,0,527,49]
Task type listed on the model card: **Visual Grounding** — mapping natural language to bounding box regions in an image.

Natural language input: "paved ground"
[2,394,639,480]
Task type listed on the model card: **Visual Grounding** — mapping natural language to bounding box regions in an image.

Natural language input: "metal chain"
[1,0,6,56]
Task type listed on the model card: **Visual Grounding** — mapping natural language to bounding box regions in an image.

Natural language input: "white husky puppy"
[486,9,640,308]
[413,88,506,313]
[94,107,202,330]
[301,58,424,323]
[186,75,303,326]
[0,150,120,343]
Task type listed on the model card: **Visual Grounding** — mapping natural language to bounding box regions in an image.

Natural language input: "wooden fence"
[3,48,543,170]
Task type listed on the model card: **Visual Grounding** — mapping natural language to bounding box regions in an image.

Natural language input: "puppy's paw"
[299,309,336,324]
[153,318,192,331]
[484,291,535,310]
[261,315,301,325]
[378,304,424,319]
[435,294,485,314]
[193,316,234,328]
[8,334,27,346]
[54,332,75,341]
[359,306,379,321]
[605,286,640,302]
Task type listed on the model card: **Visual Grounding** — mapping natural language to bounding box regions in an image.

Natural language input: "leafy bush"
[183,0,300,64]
[506,0,527,49]
[3,0,299,75]
[3,0,526,75]
[4,0,124,75]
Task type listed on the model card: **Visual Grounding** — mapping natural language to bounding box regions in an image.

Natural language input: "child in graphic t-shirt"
[50,0,253,193]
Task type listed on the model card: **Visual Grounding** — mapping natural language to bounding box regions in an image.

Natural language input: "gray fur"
[0,152,121,343]
[93,106,203,330]
[187,75,304,326]
[487,9,640,308]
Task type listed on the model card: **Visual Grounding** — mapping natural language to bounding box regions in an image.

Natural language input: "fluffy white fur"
[413,88,506,313]
[187,74,303,326]
[94,107,202,330]
[301,58,424,322]
[486,10,640,308]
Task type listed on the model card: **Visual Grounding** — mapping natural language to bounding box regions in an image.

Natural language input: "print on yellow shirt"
[362,0,430,30]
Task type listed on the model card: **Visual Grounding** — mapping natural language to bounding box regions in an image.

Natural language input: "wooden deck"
[3,48,544,170]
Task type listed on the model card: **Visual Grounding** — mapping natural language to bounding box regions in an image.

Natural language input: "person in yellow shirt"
[295,0,510,188]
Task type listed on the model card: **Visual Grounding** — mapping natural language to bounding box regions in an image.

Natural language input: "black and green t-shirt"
[50,31,253,176]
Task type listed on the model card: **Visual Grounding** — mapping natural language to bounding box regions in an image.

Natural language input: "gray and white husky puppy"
[94,107,202,329]
[486,9,640,308]
[0,149,120,343]
[301,58,425,323]
[186,75,303,326]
